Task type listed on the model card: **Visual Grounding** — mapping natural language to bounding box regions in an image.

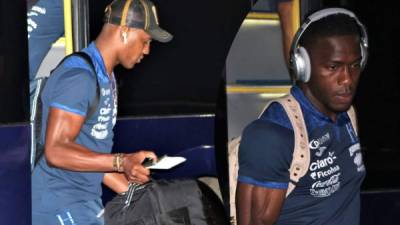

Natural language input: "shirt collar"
[83,42,112,83]
[291,85,349,124]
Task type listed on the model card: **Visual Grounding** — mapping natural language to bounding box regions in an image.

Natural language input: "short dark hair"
[299,13,361,49]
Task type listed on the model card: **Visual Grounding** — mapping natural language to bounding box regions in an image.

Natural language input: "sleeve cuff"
[50,102,86,116]
[238,175,288,189]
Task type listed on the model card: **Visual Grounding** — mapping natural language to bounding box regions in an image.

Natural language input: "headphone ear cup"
[292,46,311,82]
[360,43,368,70]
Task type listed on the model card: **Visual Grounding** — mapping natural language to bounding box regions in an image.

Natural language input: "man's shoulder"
[242,117,293,146]
[43,64,97,101]
[55,51,97,78]
[258,101,293,130]
[49,65,95,86]
[238,115,294,185]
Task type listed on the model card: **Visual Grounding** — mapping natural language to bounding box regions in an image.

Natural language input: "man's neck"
[94,39,117,78]
[298,83,338,122]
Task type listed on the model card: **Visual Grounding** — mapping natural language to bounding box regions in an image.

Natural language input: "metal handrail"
[63,0,73,54]
[72,0,90,51]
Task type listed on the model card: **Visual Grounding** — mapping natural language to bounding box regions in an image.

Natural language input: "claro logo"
[309,152,337,171]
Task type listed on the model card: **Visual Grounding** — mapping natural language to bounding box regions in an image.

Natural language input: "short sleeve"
[238,119,294,189]
[48,68,96,117]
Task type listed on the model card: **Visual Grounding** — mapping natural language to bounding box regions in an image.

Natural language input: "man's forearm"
[237,183,285,225]
[103,172,129,194]
[278,0,295,65]
[45,141,115,172]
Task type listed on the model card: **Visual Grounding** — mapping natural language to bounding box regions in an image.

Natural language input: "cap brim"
[148,27,173,43]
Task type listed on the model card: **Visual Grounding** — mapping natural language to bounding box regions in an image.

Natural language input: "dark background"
[0,1,30,124]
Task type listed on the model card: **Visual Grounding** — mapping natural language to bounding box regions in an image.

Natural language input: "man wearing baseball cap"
[32,0,172,224]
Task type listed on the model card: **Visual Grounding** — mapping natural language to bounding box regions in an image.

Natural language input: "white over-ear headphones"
[289,8,369,83]
[122,31,128,44]
[121,26,129,44]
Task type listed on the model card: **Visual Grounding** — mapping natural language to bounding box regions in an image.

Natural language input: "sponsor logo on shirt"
[311,173,341,189]
[309,151,341,197]
[310,165,340,180]
[91,87,116,140]
[309,132,330,157]
[309,151,337,171]
[310,182,341,198]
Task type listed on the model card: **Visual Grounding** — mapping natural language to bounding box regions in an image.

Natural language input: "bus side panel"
[112,116,216,178]
[0,125,31,225]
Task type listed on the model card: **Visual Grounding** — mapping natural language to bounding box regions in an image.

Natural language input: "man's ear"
[121,26,129,44]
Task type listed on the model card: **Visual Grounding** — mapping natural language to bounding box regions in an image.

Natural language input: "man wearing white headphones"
[32,0,172,224]
[236,8,367,225]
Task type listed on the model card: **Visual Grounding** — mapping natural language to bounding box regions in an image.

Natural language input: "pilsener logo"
[309,133,330,157]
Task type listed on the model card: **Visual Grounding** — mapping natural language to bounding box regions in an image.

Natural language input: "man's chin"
[122,63,135,70]
[333,95,354,110]
[333,103,352,113]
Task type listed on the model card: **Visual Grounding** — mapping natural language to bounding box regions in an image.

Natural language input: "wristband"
[113,153,125,172]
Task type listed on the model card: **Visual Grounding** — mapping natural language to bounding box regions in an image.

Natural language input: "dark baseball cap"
[104,0,173,43]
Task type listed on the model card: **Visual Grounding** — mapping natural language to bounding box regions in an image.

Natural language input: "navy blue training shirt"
[32,42,118,210]
[238,86,366,225]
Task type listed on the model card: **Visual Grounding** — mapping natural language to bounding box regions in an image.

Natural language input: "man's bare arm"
[278,0,295,67]
[237,182,286,225]
[103,173,129,194]
[45,107,156,183]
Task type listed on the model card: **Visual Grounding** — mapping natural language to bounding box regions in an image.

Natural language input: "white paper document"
[147,156,186,170]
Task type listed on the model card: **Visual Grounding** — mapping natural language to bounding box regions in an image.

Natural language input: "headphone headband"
[290,8,369,82]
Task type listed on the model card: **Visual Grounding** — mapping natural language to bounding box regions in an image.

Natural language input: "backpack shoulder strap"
[48,51,99,119]
[347,105,358,136]
[72,51,100,120]
[228,134,241,224]
[275,94,310,197]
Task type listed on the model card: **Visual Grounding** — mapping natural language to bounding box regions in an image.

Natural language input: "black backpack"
[104,179,229,225]
[30,51,100,170]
